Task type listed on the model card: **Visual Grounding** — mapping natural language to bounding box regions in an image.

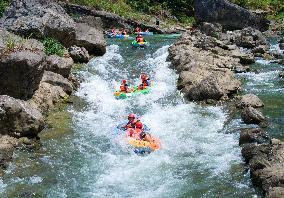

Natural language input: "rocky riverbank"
[0,0,107,168]
[168,0,284,197]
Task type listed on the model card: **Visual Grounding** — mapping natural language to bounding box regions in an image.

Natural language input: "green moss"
[43,37,65,57]
[0,0,10,17]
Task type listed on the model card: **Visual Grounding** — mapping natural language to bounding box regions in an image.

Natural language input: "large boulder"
[0,0,76,47]
[0,95,45,138]
[45,55,74,78]
[0,29,46,100]
[267,187,284,198]
[168,30,241,101]
[194,0,270,31]
[241,106,267,125]
[74,18,106,55]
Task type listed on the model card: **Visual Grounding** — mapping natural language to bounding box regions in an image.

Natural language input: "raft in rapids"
[131,40,150,48]
[114,86,150,99]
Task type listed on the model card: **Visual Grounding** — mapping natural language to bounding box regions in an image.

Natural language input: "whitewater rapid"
[67,44,253,197]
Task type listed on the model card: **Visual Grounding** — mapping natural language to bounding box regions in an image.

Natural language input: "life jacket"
[136,36,144,43]
[126,120,136,129]
[142,79,150,87]
[120,83,127,92]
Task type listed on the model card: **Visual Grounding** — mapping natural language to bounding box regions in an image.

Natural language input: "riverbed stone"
[266,187,284,198]
[239,128,268,145]
[241,106,267,125]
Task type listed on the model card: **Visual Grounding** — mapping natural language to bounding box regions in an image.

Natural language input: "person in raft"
[136,34,144,43]
[120,28,127,35]
[120,79,133,93]
[135,27,141,33]
[123,114,140,130]
[138,73,151,90]
[111,27,116,35]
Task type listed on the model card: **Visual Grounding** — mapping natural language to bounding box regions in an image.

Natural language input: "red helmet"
[128,114,135,119]
[122,79,127,84]
[136,122,143,129]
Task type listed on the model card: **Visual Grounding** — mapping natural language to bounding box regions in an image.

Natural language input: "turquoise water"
[237,39,284,140]
[0,35,257,197]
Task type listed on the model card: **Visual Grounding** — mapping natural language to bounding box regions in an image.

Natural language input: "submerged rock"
[194,0,270,31]
[0,95,45,138]
[0,135,18,168]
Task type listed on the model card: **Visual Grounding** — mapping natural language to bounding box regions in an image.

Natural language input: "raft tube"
[131,40,150,48]
[135,32,154,35]
[114,86,150,99]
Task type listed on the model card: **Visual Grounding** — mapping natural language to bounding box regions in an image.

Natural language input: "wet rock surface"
[241,106,267,125]
[239,128,268,145]
[241,141,284,197]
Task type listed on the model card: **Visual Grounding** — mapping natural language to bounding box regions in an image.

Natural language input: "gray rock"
[199,22,222,37]
[266,187,284,198]
[0,95,45,138]
[68,46,89,63]
[241,106,267,125]
[29,82,68,113]
[238,94,264,108]
[45,55,74,78]
[0,0,76,47]
[239,128,268,145]
[0,29,45,100]
[194,0,270,31]
[279,43,284,50]
[252,45,269,54]
[168,30,241,101]
[75,22,106,55]
[41,71,73,95]
[0,135,18,168]
[279,71,284,78]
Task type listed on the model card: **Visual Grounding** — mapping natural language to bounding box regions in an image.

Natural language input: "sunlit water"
[1,35,257,197]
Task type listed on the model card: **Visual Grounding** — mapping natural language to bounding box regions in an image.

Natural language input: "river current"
[2,35,282,197]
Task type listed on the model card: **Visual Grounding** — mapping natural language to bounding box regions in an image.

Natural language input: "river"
[2,34,282,197]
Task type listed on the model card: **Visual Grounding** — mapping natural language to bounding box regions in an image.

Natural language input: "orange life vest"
[120,83,127,92]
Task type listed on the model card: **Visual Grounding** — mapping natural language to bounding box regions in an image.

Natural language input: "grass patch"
[43,37,65,57]
[0,0,10,17]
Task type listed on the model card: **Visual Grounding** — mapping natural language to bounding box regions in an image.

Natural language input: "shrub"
[43,38,65,57]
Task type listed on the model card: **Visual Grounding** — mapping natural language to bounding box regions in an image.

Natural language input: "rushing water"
[1,35,260,197]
